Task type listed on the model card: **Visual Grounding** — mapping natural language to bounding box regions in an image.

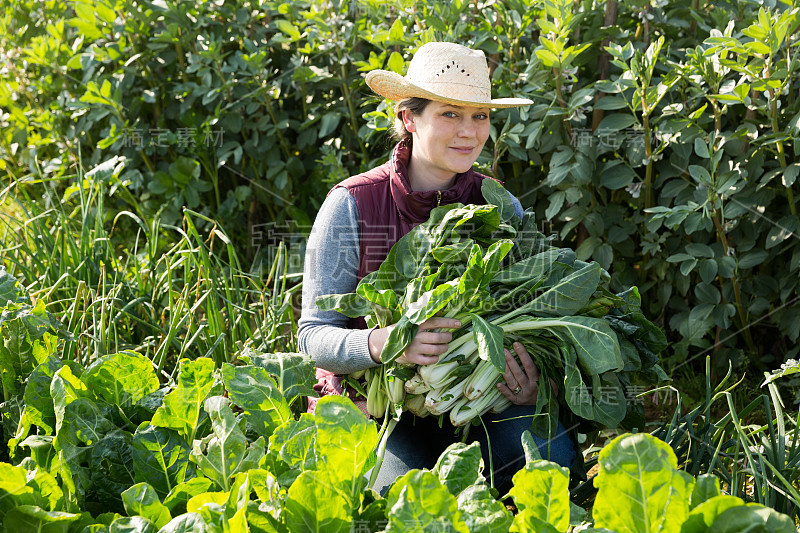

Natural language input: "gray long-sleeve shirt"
[297,187,524,374]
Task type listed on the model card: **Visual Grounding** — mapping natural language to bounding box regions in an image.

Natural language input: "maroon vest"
[330,138,500,329]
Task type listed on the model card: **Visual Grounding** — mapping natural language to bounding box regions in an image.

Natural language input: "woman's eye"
[443,111,458,118]
[475,113,489,120]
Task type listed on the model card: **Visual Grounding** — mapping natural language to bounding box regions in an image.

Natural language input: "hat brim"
[365,70,533,109]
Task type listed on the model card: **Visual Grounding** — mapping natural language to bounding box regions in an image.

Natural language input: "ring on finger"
[513,386,522,395]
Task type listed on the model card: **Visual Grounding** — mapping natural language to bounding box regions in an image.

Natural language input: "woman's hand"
[368,317,461,365]
[497,342,558,406]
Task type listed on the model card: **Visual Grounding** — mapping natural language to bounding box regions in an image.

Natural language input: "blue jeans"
[371,404,577,496]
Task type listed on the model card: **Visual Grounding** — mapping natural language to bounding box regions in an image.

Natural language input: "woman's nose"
[458,119,477,137]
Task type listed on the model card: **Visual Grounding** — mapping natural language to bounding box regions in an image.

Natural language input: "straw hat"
[365,42,532,109]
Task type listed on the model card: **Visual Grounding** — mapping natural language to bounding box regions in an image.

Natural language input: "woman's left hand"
[496,342,556,406]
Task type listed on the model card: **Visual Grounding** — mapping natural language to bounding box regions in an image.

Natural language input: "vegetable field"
[2,0,800,531]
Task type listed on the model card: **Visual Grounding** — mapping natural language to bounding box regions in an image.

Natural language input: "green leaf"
[481,178,516,222]
[314,395,377,489]
[121,483,171,529]
[190,396,265,492]
[132,423,194,499]
[151,358,217,443]
[682,495,743,533]
[690,474,721,509]
[107,516,158,533]
[596,114,636,133]
[156,513,211,533]
[2,505,80,533]
[471,314,506,373]
[0,462,37,521]
[163,479,213,516]
[387,51,405,74]
[0,267,29,307]
[315,292,371,318]
[221,364,292,438]
[283,470,352,533]
[90,429,136,511]
[457,483,513,533]
[432,441,483,497]
[509,460,570,531]
[384,470,470,532]
[601,161,637,189]
[268,414,317,483]
[529,263,602,316]
[708,503,796,532]
[593,96,628,110]
[694,138,710,159]
[82,351,158,408]
[593,433,694,533]
[274,19,300,40]
[242,350,319,404]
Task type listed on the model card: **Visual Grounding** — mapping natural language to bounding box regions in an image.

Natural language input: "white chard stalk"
[425,378,468,416]
[449,387,504,427]
[463,358,502,401]
[405,394,429,418]
[404,374,432,395]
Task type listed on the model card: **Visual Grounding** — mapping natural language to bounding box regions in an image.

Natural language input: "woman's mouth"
[450,146,475,154]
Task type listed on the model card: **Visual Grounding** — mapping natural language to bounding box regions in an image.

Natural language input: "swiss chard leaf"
[268,414,317,485]
[242,351,319,405]
[593,433,695,533]
[190,396,265,492]
[471,314,505,373]
[132,423,194,499]
[121,483,171,529]
[90,429,136,512]
[384,470,469,532]
[456,484,513,533]
[509,460,570,532]
[432,441,484,497]
[221,363,292,438]
[2,505,80,533]
[481,178,516,222]
[151,358,216,444]
[283,469,352,533]
[82,352,158,408]
[528,263,601,316]
[162,478,213,516]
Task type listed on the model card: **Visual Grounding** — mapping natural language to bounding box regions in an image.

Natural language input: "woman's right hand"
[368,317,462,365]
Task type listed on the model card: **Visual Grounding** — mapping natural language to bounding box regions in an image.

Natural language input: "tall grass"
[0,158,300,375]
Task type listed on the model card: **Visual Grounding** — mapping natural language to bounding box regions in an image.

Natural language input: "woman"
[298,42,576,494]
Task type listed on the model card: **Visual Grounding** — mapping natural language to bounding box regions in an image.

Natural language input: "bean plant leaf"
[151,358,216,443]
[241,351,319,404]
[593,433,694,533]
[384,470,469,532]
[221,363,292,438]
[132,423,194,499]
[121,483,172,529]
[471,314,505,373]
[190,396,265,492]
[509,460,570,532]
[82,351,158,408]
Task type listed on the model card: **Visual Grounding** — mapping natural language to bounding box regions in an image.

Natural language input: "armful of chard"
[317,179,669,461]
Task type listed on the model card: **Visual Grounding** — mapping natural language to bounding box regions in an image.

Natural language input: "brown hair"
[392,97,431,142]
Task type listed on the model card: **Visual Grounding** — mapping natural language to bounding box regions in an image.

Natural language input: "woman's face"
[404,101,491,185]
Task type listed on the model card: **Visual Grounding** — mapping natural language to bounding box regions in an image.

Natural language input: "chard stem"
[367,416,398,491]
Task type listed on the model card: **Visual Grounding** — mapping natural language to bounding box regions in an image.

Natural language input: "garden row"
[0,270,796,531]
[2,0,800,374]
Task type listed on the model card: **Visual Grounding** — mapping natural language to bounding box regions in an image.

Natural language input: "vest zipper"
[436,190,441,207]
